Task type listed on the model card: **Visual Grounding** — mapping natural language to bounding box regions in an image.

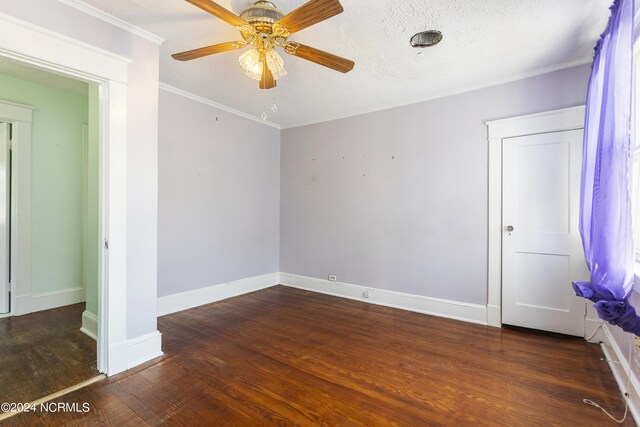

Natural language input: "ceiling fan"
[172,0,355,89]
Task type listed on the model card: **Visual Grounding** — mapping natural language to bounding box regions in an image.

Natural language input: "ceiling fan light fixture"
[239,48,263,80]
[265,49,287,80]
[174,0,355,90]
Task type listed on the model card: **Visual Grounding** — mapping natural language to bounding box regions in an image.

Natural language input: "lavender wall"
[281,64,591,305]
[0,0,161,339]
[157,90,280,297]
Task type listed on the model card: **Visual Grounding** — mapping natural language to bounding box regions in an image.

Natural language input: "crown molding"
[165,57,589,131]
[281,57,592,129]
[56,0,165,46]
[159,83,281,130]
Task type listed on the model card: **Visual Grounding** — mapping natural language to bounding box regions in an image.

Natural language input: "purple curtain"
[572,0,638,334]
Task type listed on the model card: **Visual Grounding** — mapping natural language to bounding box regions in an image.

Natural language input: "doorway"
[0,58,100,404]
[486,106,589,336]
[0,10,130,376]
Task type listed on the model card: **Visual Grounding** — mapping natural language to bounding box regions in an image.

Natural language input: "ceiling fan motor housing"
[240,1,284,32]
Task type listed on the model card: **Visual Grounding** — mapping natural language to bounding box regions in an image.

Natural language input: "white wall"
[0,0,160,340]
[280,64,591,305]
[158,89,280,297]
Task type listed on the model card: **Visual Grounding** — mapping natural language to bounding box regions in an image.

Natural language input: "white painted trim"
[159,83,281,130]
[0,101,32,123]
[14,287,86,314]
[0,102,32,318]
[81,124,89,298]
[157,272,280,316]
[55,0,165,46]
[485,106,586,328]
[485,105,586,139]
[486,304,501,327]
[280,273,488,326]
[0,12,130,84]
[126,331,163,370]
[157,272,487,327]
[11,121,32,315]
[283,59,591,129]
[0,12,141,376]
[81,310,98,340]
[100,80,129,376]
[598,325,640,426]
[13,294,30,315]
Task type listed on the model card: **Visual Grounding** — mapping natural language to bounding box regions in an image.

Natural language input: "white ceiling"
[80,0,610,128]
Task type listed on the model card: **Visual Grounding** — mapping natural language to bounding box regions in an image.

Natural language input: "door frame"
[485,105,585,328]
[0,102,32,321]
[0,12,130,375]
[0,119,17,318]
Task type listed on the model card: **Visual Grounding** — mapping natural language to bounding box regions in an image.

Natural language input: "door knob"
[506,225,514,232]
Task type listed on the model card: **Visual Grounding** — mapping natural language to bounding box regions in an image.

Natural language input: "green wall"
[0,74,91,299]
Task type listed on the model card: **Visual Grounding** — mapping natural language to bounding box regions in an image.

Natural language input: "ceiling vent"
[410,30,443,48]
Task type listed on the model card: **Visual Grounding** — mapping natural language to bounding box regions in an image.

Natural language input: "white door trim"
[0,12,130,375]
[484,105,585,327]
[0,102,32,321]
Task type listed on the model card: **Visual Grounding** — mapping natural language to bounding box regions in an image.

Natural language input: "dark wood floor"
[6,286,632,426]
[0,303,97,404]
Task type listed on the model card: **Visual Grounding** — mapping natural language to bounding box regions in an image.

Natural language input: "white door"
[502,129,587,336]
[0,123,9,314]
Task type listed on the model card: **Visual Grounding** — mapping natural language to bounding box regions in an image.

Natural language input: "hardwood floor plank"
[7,286,633,426]
[0,303,97,404]
[186,292,599,424]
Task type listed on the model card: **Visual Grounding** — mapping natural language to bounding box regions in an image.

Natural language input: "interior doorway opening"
[0,57,101,404]
[0,10,132,377]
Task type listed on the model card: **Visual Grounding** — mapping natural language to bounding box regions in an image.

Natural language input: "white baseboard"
[486,304,501,327]
[126,330,163,370]
[14,294,31,315]
[81,310,98,340]
[279,273,488,325]
[157,272,280,316]
[15,287,85,315]
[106,330,163,376]
[599,324,640,425]
[107,340,128,376]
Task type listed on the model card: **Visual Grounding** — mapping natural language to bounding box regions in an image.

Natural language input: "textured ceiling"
[81,0,610,128]
[0,56,88,95]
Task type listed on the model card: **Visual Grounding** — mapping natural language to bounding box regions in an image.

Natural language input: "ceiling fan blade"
[185,0,248,27]
[260,55,276,89]
[172,41,246,61]
[275,0,343,34]
[284,43,354,73]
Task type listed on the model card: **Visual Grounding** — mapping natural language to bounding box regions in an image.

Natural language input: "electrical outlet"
[362,289,371,299]
[328,275,337,282]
